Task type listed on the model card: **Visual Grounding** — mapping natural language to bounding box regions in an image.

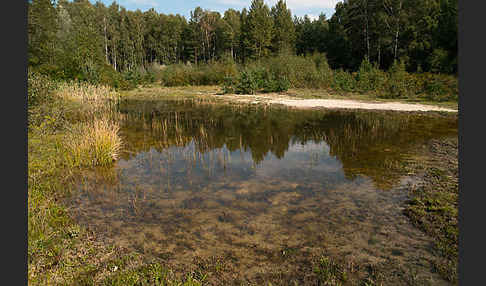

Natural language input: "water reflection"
[117,99,457,190]
[68,99,457,284]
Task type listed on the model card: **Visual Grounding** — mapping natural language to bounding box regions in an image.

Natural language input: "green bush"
[356,58,388,94]
[144,54,457,101]
[262,54,323,88]
[332,69,356,92]
[160,61,238,87]
[235,70,259,94]
[27,71,68,133]
[380,60,409,99]
[28,70,58,108]
[222,76,237,94]
[274,75,291,92]
[226,65,290,94]
[416,73,458,102]
[28,100,68,134]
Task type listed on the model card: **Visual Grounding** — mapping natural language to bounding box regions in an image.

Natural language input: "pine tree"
[243,0,274,59]
[223,9,241,61]
[28,0,59,69]
[270,0,295,54]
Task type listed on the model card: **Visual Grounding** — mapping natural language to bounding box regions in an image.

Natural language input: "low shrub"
[222,76,237,94]
[28,71,67,132]
[225,66,290,94]
[235,69,259,94]
[332,69,356,92]
[28,100,68,134]
[356,58,388,94]
[28,70,58,108]
[418,73,458,102]
[382,60,410,99]
[266,75,291,93]
[120,67,157,89]
[158,54,457,101]
[261,53,329,89]
[160,61,238,87]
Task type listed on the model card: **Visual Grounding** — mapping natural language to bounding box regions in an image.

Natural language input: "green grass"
[64,118,122,168]
[313,257,348,285]
[403,137,458,283]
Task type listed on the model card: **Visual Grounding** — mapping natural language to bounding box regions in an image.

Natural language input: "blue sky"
[89,0,340,20]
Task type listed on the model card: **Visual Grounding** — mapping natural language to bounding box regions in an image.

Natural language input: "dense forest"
[28,0,457,88]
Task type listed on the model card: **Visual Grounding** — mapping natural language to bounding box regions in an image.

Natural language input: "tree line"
[28,0,457,84]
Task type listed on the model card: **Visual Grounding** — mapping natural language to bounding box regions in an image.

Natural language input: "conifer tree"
[28,0,59,69]
[243,0,274,59]
[270,0,295,54]
[223,9,241,61]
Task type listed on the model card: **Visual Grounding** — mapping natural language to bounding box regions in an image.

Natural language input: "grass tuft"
[64,118,122,167]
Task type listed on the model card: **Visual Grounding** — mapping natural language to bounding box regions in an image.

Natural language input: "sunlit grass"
[64,118,122,167]
[56,81,119,102]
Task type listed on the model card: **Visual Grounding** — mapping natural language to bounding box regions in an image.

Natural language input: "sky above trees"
[88,0,337,20]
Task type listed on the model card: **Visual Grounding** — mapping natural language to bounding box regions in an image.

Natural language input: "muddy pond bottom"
[67,99,457,285]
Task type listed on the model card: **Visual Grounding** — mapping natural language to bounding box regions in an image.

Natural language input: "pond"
[67,98,458,285]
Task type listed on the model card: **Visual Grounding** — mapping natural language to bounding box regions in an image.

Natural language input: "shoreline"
[211,93,458,112]
[122,85,458,113]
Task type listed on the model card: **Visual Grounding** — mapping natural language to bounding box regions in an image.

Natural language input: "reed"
[56,81,119,102]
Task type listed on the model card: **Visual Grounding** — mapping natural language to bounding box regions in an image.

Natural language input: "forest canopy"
[28,0,457,85]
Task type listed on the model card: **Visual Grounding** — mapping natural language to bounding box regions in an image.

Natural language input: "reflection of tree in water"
[117,99,457,190]
[302,112,457,189]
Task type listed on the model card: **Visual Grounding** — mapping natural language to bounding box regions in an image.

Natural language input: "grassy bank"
[403,137,459,284]
[28,75,206,285]
[120,84,458,111]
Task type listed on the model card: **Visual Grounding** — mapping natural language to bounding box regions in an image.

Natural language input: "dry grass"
[64,118,122,167]
[56,81,119,102]
[52,81,124,168]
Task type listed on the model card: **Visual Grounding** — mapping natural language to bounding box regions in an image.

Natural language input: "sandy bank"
[268,98,457,112]
[215,93,457,112]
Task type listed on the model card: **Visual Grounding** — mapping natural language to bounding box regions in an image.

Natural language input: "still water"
[68,99,457,284]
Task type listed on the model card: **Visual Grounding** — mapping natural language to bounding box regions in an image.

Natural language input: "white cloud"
[265,0,341,9]
[214,0,341,9]
[125,0,159,7]
[306,14,319,21]
[216,0,248,5]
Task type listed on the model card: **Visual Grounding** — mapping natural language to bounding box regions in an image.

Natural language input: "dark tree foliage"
[242,0,274,60]
[27,0,457,85]
[270,0,295,54]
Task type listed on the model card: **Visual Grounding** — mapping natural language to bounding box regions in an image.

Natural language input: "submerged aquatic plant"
[64,118,122,167]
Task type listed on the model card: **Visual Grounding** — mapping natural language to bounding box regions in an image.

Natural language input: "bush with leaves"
[227,66,290,94]
[262,54,325,88]
[356,58,388,94]
[28,70,58,108]
[382,60,409,98]
[222,76,237,94]
[235,70,259,94]
[419,73,458,102]
[160,61,238,87]
[332,69,356,92]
